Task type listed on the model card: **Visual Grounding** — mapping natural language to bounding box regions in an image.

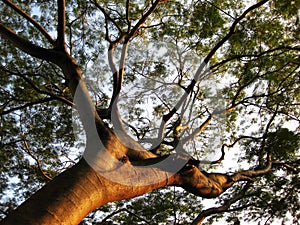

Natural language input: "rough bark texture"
[0,146,263,225]
[0,158,178,225]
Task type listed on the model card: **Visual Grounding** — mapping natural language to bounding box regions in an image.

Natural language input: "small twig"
[204,0,236,20]
[99,208,151,225]
[273,160,300,173]
[22,139,52,181]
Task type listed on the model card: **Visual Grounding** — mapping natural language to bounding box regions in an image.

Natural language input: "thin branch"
[1,67,74,107]
[158,0,270,141]
[109,0,163,107]
[203,0,270,64]
[231,154,273,182]
[92,0,123,34]
[14,72,74,106]
[2,0,55,45]
[205,0,236,20]
[99,208,151,225]
[273,160,300,173]
[260,104,279,153]
[0,98,55,116]
[210,46,300,71]
[125,0,131,31]
[124,0,162,43]
[193,143,227,165]
[22,139,52,181]
[181,115,213,144]
[0,207,9,216]
[108,42,129,107]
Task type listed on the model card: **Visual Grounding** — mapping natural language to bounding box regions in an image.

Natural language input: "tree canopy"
[0,0,299,224]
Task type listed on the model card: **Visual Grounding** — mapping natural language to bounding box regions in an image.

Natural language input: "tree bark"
[0,158,178,225]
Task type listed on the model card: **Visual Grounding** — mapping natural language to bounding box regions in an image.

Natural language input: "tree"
[0,0,299,224]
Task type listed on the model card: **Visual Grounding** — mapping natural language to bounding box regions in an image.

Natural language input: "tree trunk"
[0,158,176,225]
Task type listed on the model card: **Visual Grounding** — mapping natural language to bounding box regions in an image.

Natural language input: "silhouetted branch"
[99,208,151,225]
[92,0,123,34]
[191,183,252,225]
[57,0,66,50]
[0,98,54,116]
[231,154,272,182]
[158,0,271,143]
[22,139,52,181]
[125,0,162,43]
[2,0,55,44]
[0,23,56,62]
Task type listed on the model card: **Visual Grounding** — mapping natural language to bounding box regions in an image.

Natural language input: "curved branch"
[231,155,273,182]
[107,0,163,108]
[210,46,300,71]
[108,42,129,109]
[172,154,273,200]
[2,0,55,45]
[125,0,162,43]
[191,183,251,225]
[22,139,52,181]
[92,0,123,34]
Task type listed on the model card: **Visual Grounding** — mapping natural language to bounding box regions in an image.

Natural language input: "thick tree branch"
[0,23,58,63]
[168,154,273,200]
[2,0,55,45]
[231,155,273,182]
[57,0,66,50]
[191,183,252,225]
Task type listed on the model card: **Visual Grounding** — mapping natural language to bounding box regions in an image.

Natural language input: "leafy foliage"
[0,0,299,224]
